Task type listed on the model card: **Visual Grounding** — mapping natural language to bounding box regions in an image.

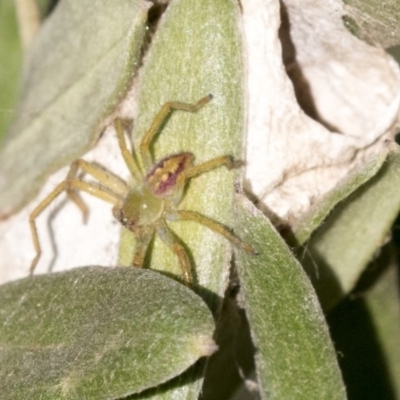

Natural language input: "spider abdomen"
[145,152,194,197]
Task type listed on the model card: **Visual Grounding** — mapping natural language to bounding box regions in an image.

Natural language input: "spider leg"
[156,221,193,285]
[114,119,142,180]
[172,155,239,204]
[69,159,128,195]
[67,159,128,222]
[131,228,154,268]
[139,94,213,171]
[168,210,256,254]
[29,178,121,274]
[184,156,240,179]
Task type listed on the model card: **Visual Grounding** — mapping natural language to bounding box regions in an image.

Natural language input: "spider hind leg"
[29,163,124,274]
[170,209,256,254]
[156,221,193,285]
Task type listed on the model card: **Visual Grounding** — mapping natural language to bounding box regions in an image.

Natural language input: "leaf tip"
[191,335,218,357]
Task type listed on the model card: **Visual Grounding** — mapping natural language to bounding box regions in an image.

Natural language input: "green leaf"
[234,196,346,400]
[365,261,400,397]
[292,146,389,245]
[328,248,400,398]
[0,0,22,142]
[118,0,244,398]
[0,0,149,216]
[0,267,216,399]
[119,0,244,299]
[343,0,400,48]
[301,143,400,309]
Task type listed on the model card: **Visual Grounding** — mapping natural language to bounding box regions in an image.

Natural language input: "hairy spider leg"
[66,159,128,222]
[114,119,142,180]
[172,155,239,204]
[29,170,124,274]
[169,210,256,254]
[156,220,193,284]
[139,94,213,170]
[69,159,128,195]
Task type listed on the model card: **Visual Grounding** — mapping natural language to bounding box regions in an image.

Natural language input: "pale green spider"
[29,95,255,284]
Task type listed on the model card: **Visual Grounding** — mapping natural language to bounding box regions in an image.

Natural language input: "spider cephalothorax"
[29,95,254,284]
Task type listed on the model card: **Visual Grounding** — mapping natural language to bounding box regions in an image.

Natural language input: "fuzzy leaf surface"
[234,196,346,400]
[0,267,216,399]
[0,0,149,216]
[302,144,400,309]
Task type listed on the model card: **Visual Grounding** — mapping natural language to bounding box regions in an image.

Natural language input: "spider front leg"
[29,172,123,274]
[66,159,128,221]
[172,155,240,204]
[139,94,213,170]
[114,119,142,180]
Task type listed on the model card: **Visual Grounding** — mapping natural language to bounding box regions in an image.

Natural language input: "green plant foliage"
[343,0,400,48]
[119,0,244,300]
[234,196,346,400]
[328,249,400,399]
[117,0,245,397]
[292,147,389,245]
[364,260,400,397]
[301,144,400,309]
[3,1,400,398]
[0,0,22,143]
[0,0,149,216]
[0,267,216,399]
